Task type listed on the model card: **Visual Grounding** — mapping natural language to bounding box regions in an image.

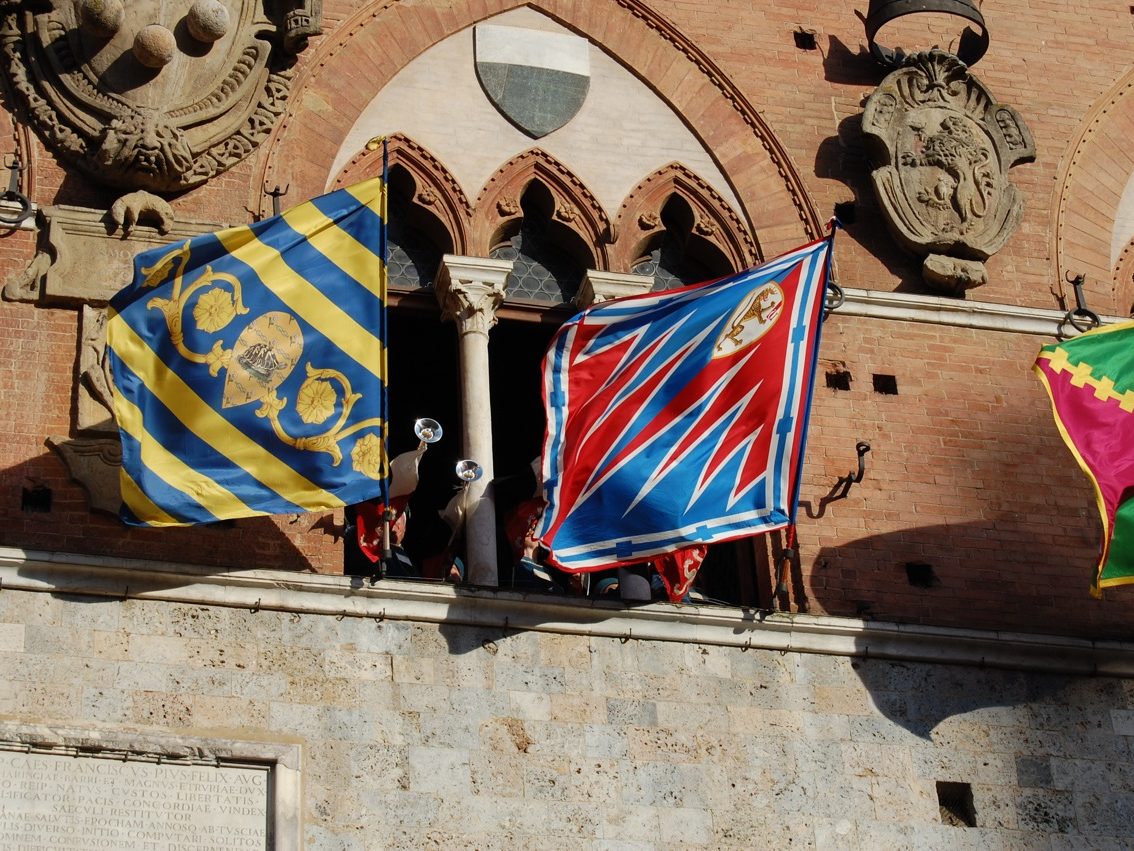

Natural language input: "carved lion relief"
[0,0,321,193]
[863,50,1035,295]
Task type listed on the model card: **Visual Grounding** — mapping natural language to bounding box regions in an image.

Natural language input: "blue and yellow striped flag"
[107,178,388,526]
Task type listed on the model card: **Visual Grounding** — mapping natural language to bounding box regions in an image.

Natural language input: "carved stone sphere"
[133,24,176,68]
[77,0,125,38]
[186,0,230,43]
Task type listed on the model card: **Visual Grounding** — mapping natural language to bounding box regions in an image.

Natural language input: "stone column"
[575,269,655,308]
[435,255,513,587]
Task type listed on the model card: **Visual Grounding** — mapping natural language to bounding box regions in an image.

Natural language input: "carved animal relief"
[863,50,1035,294]
[0,0,321,193]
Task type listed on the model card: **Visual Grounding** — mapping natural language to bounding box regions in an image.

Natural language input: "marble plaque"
[0,750,268,849]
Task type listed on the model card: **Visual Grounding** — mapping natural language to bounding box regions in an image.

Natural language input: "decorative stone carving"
[435,256,511,338]
[45,436,122,516]
[78,306,117,434]
[109,191,175,236]
[862,50,1035,295]
[0,1,321,193]
[3,205,222,305]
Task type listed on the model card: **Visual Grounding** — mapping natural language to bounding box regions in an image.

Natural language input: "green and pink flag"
[1034,320,1134,596]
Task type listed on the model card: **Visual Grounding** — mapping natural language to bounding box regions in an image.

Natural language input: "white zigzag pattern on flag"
[576,319,716,502]
[621,349,761,516]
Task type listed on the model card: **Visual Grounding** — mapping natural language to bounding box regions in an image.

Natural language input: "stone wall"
[2,558,1133,849]
[2,2,1134,652]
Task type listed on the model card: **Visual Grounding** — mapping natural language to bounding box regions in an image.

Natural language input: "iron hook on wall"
[823,280,845,321]
[1058,272,1101,338]
[0,155,33,227]
[799,440,872,520]
[264,183,289,218]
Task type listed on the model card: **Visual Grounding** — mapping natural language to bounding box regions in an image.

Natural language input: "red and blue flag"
[537,235,834,571]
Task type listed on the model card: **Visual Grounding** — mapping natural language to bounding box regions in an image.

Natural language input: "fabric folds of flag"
[537,235,833,571]
[107,177,389,526]
[1034,320,1134,594]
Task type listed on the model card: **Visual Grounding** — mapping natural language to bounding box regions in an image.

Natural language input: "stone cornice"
[2,547,1132,677]
[835,287,1131,337]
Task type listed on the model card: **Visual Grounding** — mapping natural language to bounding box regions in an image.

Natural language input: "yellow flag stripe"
[115,390,262,522]
[108,316,346,513]
[282,188,387,301]
[118,467,180,526]
[213,221,384,382]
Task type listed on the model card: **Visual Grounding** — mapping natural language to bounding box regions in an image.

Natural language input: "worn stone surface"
[2,589,1133,847]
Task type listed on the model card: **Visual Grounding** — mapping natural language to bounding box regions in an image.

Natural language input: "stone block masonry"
[2,581,1133,848]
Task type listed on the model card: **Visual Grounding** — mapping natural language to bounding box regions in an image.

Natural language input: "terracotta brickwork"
[3,0,1134,639]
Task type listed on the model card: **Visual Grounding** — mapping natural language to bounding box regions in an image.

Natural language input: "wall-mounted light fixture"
[863,0,989,68]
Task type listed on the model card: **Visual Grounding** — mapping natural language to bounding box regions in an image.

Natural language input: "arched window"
[386,165,449,289]
[631,195,734,290]
[489,182,589,304]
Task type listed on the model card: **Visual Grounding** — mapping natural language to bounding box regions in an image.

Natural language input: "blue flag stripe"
[114,361,318,519]
[108,316,347,513]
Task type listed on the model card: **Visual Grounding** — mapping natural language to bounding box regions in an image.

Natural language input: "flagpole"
[377,138,392,573]
[777,225,838,604]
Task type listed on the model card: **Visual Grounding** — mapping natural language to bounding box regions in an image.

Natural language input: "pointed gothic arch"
[255,0,821,260]
[1052,66,1134,316]
[613,162,759,276]
[473,148,609,270]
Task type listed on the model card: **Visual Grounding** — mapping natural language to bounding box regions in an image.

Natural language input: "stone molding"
[3,546,1133,678]
[834,286,1130,337]
[435,255,512,337]
[3,205,225,305]
[575,269,654,308]
[0,721,301,851]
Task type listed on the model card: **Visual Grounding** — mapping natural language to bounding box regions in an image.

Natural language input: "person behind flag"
[536,233,834,581]
[106,177,390,527]
[1034,319,1134,595]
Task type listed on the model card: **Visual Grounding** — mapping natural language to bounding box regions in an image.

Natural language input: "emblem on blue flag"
[537,235,833,570]
[107,177,389,526]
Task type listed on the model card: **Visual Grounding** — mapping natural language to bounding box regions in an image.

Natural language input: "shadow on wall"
[1,448,326,583]
[803,520,1113,638]
[796,518,1134,737]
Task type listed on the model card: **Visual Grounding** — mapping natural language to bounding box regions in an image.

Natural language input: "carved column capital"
[435,255,513,336]
[575,270,655,308]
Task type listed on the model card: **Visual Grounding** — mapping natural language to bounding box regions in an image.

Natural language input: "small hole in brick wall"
[872,374,899,395]
[833,201,857,225]
[905,561,939,588]
[825,368,852,391]
[793,28,818,50]
[21,485,52,513]
[937,781,977,827]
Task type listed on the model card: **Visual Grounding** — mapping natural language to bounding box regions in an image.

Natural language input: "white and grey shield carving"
[475,25,590,138]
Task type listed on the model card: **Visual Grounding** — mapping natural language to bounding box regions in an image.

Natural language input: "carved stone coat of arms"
[0,0,320,194]
[862,50,1035,295]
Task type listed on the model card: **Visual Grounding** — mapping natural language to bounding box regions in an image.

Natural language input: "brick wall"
[2,0,1134,636]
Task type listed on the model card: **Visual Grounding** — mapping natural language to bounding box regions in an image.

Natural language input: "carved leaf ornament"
[862,50,1035,294]
[0,1,320,193]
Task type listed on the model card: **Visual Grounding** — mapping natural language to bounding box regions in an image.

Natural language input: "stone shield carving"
[862,50,1035,294]
[0,1,321,193]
